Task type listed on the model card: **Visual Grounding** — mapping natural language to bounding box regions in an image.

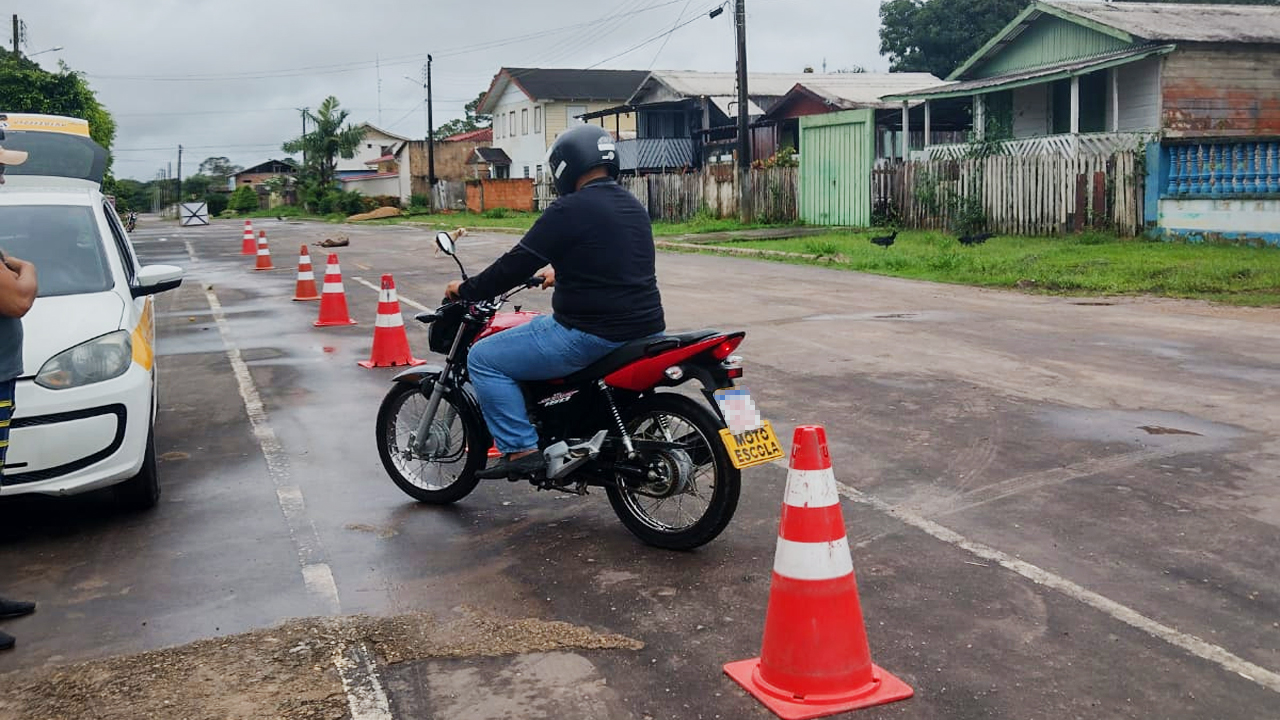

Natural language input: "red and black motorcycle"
[375,231,781,549]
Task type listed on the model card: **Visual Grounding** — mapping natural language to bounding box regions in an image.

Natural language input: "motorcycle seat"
[559,329,723,384]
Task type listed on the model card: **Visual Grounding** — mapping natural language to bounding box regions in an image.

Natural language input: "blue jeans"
[468,314,624,454]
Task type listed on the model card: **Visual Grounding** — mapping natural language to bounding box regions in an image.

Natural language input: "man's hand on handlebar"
[444,280,463,301]
[540,267,556,290]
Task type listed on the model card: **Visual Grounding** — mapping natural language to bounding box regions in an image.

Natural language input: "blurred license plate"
[719,421,784,469]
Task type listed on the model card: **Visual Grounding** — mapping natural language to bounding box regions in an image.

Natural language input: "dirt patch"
[347,206,401,222]
[0,609,642,720]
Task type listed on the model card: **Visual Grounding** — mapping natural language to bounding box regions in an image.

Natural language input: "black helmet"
[545,124,619,196]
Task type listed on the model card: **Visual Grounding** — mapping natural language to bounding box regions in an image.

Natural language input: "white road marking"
[190,241,392,717]
[334,643,394,720]
[198,273,340,614]
[836,479,1280,694]
[351,276,429,311]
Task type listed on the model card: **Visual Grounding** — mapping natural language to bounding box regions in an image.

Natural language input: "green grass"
[704,230,1280,306]
[650,215,792,237]
[369,209,794,236]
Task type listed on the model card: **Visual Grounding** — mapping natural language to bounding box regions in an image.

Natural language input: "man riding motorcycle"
[444,124,664,480]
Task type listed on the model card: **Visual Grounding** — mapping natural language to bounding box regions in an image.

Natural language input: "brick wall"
[466,179,535,213]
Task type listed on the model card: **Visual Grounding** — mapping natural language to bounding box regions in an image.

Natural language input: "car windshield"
[0,205,113,297]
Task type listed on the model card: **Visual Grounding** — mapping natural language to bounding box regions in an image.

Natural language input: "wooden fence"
[535,166,799,222]
[872,151,1145,236]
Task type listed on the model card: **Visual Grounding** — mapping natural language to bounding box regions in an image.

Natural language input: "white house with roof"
[478,68,649,180]
[337,123,411,178]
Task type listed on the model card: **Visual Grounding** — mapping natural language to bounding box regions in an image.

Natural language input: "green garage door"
[800,109,874,226]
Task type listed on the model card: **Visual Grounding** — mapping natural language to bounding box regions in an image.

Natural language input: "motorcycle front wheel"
[606,393,741,550]
[376,382,488,504]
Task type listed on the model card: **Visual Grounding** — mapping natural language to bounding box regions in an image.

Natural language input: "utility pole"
[735,0,752,223]
[427,55,436,192]
[298,107,309,168]
[12,15,20,58]
[176,145,183,205]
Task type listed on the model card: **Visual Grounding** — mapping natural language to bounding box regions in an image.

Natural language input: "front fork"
[410,327,469,456]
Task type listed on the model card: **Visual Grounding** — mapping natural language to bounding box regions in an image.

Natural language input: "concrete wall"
[339,174,400,198]
[465,179,534,213]
[1162,44,1280,138]
[1158,197,1280,245]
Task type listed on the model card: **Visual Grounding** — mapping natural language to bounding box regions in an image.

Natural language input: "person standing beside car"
[0,144,39,650]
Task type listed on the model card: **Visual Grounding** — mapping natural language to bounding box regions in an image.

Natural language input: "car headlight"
[36,331,133,390]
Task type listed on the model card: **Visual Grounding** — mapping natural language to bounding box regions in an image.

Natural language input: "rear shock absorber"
[599,380,636,457]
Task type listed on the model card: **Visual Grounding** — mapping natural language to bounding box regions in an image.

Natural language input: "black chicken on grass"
[870,230,898,249]
[957,232,994,246]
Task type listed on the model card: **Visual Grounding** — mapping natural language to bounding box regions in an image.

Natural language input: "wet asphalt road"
[1,217,1279,719]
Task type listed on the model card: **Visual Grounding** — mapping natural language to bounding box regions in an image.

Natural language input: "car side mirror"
[132,264,184,298]
[435,231,456,256]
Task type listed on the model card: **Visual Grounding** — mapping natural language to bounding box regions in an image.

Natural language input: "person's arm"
[0,254,37,319]
[445,202,570,300]
[448,244,546,300]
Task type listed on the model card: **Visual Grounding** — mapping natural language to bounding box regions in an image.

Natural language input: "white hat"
[0,146,28,165]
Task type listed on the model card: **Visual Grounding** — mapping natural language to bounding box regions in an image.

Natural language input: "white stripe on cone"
[378,289,395,303]
[323,282,345,293]
[374,314,404,328]
[298,256,311,265]
[783,468,841,509]
[297,271,315,281]
[772,536,855,581]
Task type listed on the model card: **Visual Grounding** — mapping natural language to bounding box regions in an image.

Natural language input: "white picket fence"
[873,150,1145,236]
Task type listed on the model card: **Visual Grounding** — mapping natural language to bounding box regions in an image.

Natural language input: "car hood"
[21,293,126,373]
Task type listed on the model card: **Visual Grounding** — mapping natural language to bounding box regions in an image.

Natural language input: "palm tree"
[282,96,366,193]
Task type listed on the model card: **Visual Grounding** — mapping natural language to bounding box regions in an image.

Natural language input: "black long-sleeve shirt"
[458,179,664,342]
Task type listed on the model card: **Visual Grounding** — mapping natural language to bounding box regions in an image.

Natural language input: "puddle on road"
[1037,407,1241,447]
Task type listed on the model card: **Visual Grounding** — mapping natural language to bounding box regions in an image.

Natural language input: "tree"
[433,91,492,140]
[228,185,260,214]
[197,156,242,188]
[281,96,365,193]
[0,55,117,176]
[879,0,1025,79]
[182,174,213,200]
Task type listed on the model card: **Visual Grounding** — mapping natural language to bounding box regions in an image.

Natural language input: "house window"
[536,164,543,180]
[367,143,373,149]
[567,105,587,125]
[509,111,516,135]
[534,106,543,133]
[522,108,529,135]
[1049,73,1108,134]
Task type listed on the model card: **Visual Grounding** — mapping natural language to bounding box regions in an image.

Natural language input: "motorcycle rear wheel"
[606,392,741,550]
[376,382,487,504]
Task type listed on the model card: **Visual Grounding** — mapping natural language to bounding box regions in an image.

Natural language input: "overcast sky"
[17,0,889,180]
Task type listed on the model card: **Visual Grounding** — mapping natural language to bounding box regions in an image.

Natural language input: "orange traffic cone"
[358,274,425,368]
[292,245,321,301]
[314,253,358,327]
[724,425,913,720]
[241,220,256,255]
[253,231,275,271]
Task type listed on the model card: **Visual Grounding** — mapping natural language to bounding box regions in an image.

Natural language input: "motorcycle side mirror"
[435,231,456,256]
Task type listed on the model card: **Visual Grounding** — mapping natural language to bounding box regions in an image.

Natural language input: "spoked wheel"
[376,382,488,504]
[606,393,741,550]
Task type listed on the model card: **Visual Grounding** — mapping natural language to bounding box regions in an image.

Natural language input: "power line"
[650,0,695,70]
[86,1,688,83]
[585,2,727,70]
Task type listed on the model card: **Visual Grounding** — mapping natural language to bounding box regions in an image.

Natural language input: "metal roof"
[1044,1,1280,44]
[781,74,947,110]
[883,44,1175,101]
[628,72,833,105]
[469,147,512,165]
[479,68,648,113]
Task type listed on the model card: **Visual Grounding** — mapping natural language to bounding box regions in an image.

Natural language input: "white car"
[0,114,183,510]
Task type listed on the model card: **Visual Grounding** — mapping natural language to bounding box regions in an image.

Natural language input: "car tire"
[115,426,160,512]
